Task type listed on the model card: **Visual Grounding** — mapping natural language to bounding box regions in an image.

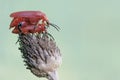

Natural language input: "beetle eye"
[17,22,23,33]
[18,22,22,27]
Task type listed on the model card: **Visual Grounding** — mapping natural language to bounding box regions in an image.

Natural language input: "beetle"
[10,11,60,34]
[10,11,48,28]
[12,23,46,34]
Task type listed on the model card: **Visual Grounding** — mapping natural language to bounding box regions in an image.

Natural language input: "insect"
[12,23,46,34]
[10,11,60,34]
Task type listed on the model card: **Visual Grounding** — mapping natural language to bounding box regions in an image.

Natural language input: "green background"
[0,0,120,80]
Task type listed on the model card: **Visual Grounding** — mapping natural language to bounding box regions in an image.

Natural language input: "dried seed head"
[18,34,62,80]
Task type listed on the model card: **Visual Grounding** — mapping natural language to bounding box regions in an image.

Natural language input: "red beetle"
[10,11,60,34]
[12,23,46,34]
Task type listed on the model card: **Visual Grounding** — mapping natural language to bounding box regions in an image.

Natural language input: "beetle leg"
[43,31,54,40]
[15,38,20,44]
[33,25,37,31]
[46,32,54,40]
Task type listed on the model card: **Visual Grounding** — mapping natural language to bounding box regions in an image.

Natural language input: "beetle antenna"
[17,22,25,36]
[49,23,60,31]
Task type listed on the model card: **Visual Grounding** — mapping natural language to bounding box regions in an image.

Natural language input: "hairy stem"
[18,34,62,80]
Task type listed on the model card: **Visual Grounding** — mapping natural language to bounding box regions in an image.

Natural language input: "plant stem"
[18,34,62,80]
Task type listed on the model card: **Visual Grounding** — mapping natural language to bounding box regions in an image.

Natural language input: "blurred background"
[0,0,120,80]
